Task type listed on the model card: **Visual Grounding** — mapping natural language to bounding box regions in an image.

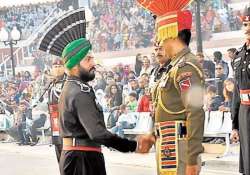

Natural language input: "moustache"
[245,30,250,35]
[89,67,96,72]
[156,55,163,58]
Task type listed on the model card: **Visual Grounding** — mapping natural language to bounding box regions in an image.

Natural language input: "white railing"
[104,111,232,157]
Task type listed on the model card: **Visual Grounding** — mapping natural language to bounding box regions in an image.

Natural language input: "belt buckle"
[177,121,187,139]
[72,138,76,147]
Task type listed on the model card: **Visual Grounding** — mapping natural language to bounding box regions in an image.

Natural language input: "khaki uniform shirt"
[153,48,205,165]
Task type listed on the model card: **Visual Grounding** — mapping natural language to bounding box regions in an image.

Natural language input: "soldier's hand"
[186,165,199,175]
[230,129,239,143]
[136,134,155,154]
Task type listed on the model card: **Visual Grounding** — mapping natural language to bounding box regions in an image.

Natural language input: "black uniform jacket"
[59,76,137,153]
[231,44,250,130]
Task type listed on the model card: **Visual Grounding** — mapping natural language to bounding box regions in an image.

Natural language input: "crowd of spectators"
[193,3,244,40]
[89,0,155,52]
[0,68,52,145]
[197,49,236,115]
[0,2,57,39]
[0,46,237,143]
[89,48,236,139]
[0,0,247,53]
[0,0,243,143]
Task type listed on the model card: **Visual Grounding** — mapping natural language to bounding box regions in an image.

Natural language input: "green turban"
[62,38,92,70]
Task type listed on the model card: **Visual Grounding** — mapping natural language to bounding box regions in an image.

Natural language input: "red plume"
[137,0,193,16]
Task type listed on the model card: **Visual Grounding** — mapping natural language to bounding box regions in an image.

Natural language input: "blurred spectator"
[126,78,139,99]
[105,76,116,90]
[110,104,137,138]
[127,71,136,81]
[96,89,108,111]
[121,65,131,84]
[140,56,153,76]
[213,51,229,77]
[127,91,138,112]
[215,63,227,99]
[94,71,107,91]
[205,85,223,111]
[219,78,235,112]
[134,53,143,76]
[137,77,148,98]
[107,84,123,109]
[226,48,237,78]
[16,100,32,145]
[196,52,215,79]
[137,87,151,112]
[140,73,150,84]
[150,53,158,68]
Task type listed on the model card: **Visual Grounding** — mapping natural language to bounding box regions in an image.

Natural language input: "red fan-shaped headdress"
[137,0,194,41]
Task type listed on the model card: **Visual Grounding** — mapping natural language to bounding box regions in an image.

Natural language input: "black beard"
[79,66,96,82]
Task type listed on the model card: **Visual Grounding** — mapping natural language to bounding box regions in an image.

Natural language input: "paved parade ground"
[0,142,241,175]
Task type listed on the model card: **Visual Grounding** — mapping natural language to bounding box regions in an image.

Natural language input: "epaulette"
[234,46,244,56]
[178,59,186,68]
[232,46,245,67]
[67,79,91,93]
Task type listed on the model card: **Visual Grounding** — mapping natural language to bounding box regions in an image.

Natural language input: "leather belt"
[240,89,250,105]
[63,138,101,152]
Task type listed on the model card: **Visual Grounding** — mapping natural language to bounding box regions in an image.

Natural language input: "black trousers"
[60,150,106,175]
[55,144,62,163]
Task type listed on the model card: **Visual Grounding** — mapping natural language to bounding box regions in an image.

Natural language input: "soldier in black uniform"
[38,8,150,175]
[47,59,66,162]
[231,7,250,175]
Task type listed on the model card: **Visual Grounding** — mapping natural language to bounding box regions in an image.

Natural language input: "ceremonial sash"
[48,104,60,136]
[155,121,186,175]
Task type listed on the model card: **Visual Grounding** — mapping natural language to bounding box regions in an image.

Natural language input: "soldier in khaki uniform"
[136,0,205,175]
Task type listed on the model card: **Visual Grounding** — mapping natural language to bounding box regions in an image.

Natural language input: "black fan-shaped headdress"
[39,7,87,57]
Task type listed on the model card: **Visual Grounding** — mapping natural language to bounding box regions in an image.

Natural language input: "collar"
[159,59,171,69]
[244,43,250,51]
[67,76,89,85]
[55,74,67,81]
[170,47,190,66]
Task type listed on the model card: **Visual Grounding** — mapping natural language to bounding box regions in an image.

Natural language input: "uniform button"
[244,61,247,64]
[246,52,249,55]
[242,69,245,71]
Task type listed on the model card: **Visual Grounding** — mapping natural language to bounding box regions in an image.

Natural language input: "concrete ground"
[0,142,242,175]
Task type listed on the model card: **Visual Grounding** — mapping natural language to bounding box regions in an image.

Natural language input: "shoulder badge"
[179,77,191,92]
[67,80,91,93]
